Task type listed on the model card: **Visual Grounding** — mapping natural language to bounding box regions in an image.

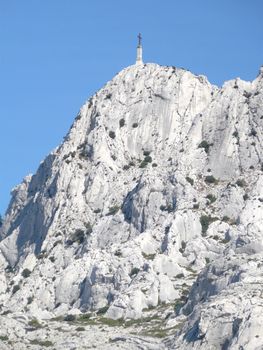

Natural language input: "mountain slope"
[0,63,263,349]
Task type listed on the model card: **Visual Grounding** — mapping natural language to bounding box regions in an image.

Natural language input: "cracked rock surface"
[0,63,263,349]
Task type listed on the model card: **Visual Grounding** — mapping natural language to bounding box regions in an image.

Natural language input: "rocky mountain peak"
[0,63,263,349]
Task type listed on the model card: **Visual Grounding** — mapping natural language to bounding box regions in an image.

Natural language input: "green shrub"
[114,249,122,257]
[132,123,138,128]
[107,205,120,215]
[28,319,42,329]
[98,318,124,327]
[97,306,109,315]
[123,161,135,170]
[249,128,257,137]
[179,240,186,253]
[21,268,31,278]
[79,147,87,159]
[67,228,89,245]
[119,118,125,127]
[105,93,112,99]
[30,340,53,347]
[222,215,230,222]
[198,140,210,153]
[232,131,239,138]
[143,150,150,156]
[12,285,20,294]
[200,215,210,234]
[144,155,152,163]
[205,257,210,264]
[152,163,158,167]
[78,313,92,321]
[206,194,216,203]
[64,314,76,322]
[109,131,116,139]
[200,215,218,235]
[175,273,184,279]
[139,160,148,168]
[1,310,11,316]
[243,194,249,201]
[220,238,230,244]
[236,179,246,188]
[0,335,8,341]
[27,296,34,305]
[84,222,93,234]
[76,326,85,331]
[139,155,152,168]
[205,175,218,184]
[129,267,140,277]
[186,176,194,186]
[142,329,169,338]
[142,252,156,260]
[37,250,47,259]
[73,229,85,243]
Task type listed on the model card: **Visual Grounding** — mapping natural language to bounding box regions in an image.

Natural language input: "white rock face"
[0,63,263,349]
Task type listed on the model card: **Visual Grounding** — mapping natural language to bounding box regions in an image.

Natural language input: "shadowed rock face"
[0,63,263,349]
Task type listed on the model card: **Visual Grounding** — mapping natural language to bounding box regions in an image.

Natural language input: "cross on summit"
[136,33,143,65]
[138,33,142,47]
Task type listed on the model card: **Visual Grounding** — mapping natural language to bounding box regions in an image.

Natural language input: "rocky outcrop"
[0,63,263,349]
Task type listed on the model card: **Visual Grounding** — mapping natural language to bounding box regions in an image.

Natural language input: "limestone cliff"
[0,63,263,349]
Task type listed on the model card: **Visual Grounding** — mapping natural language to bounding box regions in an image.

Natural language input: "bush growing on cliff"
[236,179,246,188]
[186,176,194,186]
[206,194,216,203]
[129,267,140,277]
[12,285,20,295]
[119,118,125,127]
[21,268,31,278]
[205,175,218,184]
[200,215,218,235]
[107,205,120,215]
[109,131,116,139]
[198,140,210,153]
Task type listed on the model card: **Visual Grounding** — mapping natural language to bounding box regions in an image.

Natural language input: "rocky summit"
[0,63,263,349]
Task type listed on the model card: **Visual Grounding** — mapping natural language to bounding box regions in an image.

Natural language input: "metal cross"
[138,33,142,46]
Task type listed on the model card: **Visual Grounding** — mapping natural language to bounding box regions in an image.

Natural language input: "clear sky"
[0,0,263,215]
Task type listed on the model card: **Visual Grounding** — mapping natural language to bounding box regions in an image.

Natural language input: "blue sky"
[0,0,263,215]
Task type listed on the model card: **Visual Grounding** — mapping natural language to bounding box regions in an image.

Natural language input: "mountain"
[0,63,263,349]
